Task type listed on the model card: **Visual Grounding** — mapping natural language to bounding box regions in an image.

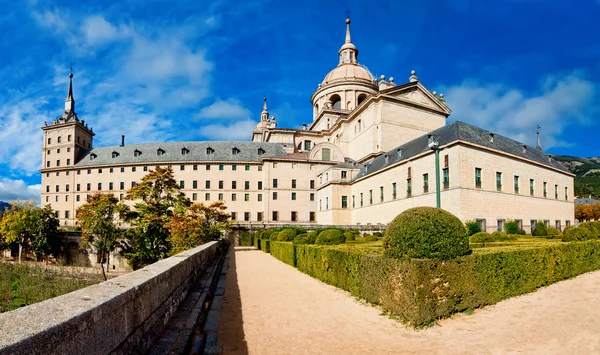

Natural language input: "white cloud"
[199,119,257,140]
[443,72,598,149]
[32,9,67,32]
[0,179,41,205]
[82,15,131,45]
[197,99,251,119]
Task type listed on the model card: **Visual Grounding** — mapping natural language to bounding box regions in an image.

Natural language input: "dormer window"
[258,148,265,155]
[397,148,403,158]
[522,145,527,154]
[157,148,165,156]
[90,153,97,160]
[232,147,240,155]
[134,149,142,157]
[181,147,190,155]
[384,154,389,164]
[206,147,214,155]
[112,151,119,158]
[489,133,495,144]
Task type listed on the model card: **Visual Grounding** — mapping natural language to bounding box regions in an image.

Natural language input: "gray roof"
[75,141,288,167]
[575,198,600,205]
[355,121,570,180]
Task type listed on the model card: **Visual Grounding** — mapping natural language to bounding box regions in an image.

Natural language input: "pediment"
[381,83,451,115]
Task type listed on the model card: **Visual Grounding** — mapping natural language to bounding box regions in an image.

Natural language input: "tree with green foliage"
[77,193,121,280]
[29,204,60,263]
[165,201,231,255]
[532,221,548,237]
[120,167,190,269]
[465,220,481,236]
[0,200,38,262]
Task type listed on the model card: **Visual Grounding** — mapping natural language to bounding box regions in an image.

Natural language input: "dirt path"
[217,247,600,355]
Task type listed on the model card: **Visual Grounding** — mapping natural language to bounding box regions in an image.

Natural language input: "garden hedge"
[269,239,600,327]
[270,241,296,266]
[260,239,270,253]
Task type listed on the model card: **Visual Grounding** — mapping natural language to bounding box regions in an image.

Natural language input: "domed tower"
[310,18,378,122]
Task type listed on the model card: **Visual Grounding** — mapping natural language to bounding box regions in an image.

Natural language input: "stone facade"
[40,18,574,231]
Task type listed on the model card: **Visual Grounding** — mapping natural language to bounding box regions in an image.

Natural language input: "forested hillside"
[552,155,600,199]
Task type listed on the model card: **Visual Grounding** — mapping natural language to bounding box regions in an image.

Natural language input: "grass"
[0,262,107,313]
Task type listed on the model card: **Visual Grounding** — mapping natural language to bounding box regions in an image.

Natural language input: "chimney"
[121,135,125,147]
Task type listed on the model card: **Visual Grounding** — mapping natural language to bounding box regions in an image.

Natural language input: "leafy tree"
[77,193,121,280]
[165,201,231,255]
[30,204,60,263]
[120,167,190,269]
[0,200,37,262]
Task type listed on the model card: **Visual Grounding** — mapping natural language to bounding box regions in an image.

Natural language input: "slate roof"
[74,141,288,167]
[575,198,600,205]
[354,121,570,180]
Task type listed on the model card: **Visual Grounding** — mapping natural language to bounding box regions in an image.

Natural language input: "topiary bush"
[532,222,547,237]
[293,233,309,244]
[384,207,471,260]
[465,220,481,236]
[562,226,593,242]
[344,231,356,241]
[373,232,383,238]
[579,222,600,238]
[364,234,378,242]
[270,232,280,241]
[517,229,527,235]
[546,227,560,237]
[470,232,493,243]
[315,229,346,245]
[306,231,318,244]
[505,220,519,235]
[262,229,275,241]
[277,228,297,241]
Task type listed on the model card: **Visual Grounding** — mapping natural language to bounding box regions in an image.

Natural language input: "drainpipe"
[429,140,441,208]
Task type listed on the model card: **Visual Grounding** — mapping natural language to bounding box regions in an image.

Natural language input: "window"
[47,138,51,144]
[326,197,329,209]
[231,212,237,220]
[565,187,568,201]
[476,219,486,232]
[245,193,250,201]
[530,220,537,234]
[65,184,69,192]
[181,148,189,155]
[67,147,70,152]
[120,167,125,173]
[57,136,62,143]
[180,180,185,188]
[497,219,505,232]
[304,141,312,151]
[131,182,135,188]
[555,185,558,199]
[131,167,136,172]
[55,196,59,202]
[257,212,263,221]
[47,150,50,155]
[342,196,348,209]
[98,168,103,174]
[65,194,69,202]
[380,186,384,202]
[341,171,347,180]
[120,182,124,190]
[219,165,224,170]
[245,165,250,171]
[369,190,373,204]
[65,210,70,219]
[258,148,265,155]
[232,193,237,201]
[232,147,240,155]
[310,180,315,189]
[110,168,114,173]
[273,179,278,188]
[205,164,210,170]
[543,182,547,198]
[193,180,198,189]
[46,161,50,167]
[46,185,50,193]
[566,220,571,227]
[514,176,519,194]
[322,148,331,161]
[192,193,197,201]
[257,194,262,202]
[555,220,561,232]
[56,160,60,166]
[46,196,49,202]
[443,168,449,189]
[292,192,296,201]
[86,183,91,191]
[206,180,212,189]
[134,149,142,157]
[76,195,80,202]
[109,182,113,190]
[273,163,278,168]
[218,180,223,189]
[530,179,535,196]
[258,166,263,171]
[245,181,250,190]
[244,212,250,221]
[319,199,322,210]
[98,183,102,191]
[310,193,315,201]
[68,134,71,142]
[206,147,214,155]
[352,195,355,208]
[76,183,80,192]
[273,192,278,200]
[272,211,279,221]
[77,170,81,175]
[55,185,59,192]
[258,181,263,190]
[475,168,482,188]
[180,165,185,171]
[360,193,364,207]
[218,193,224,201]
[309,212,315,222]
[112,151,119,158]
[292,179,297,188]
[232,181,237,189]
[193,165,198,171]
[232,165,237,171]
[205,193,210,201]
[66,159,71,165]
[157,148,165,155]
[291,211,298,222]
[496,172,502,191]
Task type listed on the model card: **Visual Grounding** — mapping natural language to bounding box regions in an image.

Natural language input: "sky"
[0,0,599,204]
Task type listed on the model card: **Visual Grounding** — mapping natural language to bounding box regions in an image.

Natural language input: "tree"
[0,200,37,262]
[30,204,60,263]
[166,201,231,255]
[77,193,121,280]
[120,167,190,269]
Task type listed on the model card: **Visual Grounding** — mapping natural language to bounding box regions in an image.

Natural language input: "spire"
[260,97,269,121]
[536,124,542,150]
[65,72,75,113]
[338,18,358,65]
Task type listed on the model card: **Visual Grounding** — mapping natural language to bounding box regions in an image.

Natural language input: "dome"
[322,64,375,85]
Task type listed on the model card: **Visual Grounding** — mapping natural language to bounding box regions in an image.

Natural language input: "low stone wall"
[0,240,225,355]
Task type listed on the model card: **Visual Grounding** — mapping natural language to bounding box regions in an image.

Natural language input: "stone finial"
[432,91,437,96]
[380,75,385,80]
[389,77,394,82]
[409,70,418,82]
[439,93,445,101]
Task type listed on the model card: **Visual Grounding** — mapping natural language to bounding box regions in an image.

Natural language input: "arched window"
[322,148,331,161]
[330,94,341,110]
[357,93,367,106]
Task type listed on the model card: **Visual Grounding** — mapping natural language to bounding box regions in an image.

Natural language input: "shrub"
[277,228,297,241]
[546,227,560,237]
[532,222,547,237]
[579,222,600,238]
[465,220,481,236]
[262,229,275,240]
[384,207,471,260]
[505,220,519,234]
[306,231,318,244]
[471,231,517,243]
[562,226,594,242]
[517,229,527,235]
[470,232,492,243]
[293,234,309,244]
[364,234,378,242]
[260,239,270,253]
[270,232,280,241]
[315,229,346,245]
[373,232,383,238]
[269,241,295,266]
[344,231,356,241]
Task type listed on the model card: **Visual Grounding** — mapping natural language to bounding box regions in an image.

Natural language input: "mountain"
[552,155,600,199]
[0,201,9,212]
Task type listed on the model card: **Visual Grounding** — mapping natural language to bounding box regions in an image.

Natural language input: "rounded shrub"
[546,227,560,237]
[505,220,519,235]
[465,220,481,236]
[364,234,378,242]
[470,232,492,243]
[306,231,318,244]
[578,222,600,238]
[344,231,356,241]
[373,232,383,238]
[270,232,280,241]
[293,233,309,244]
[315,229,346,245]
[254,230,264,240]
[262,229,275,240]
[532,222,547,237]
[384,207,471,260]
[517,229,527,235]
[491,231,508,241]
[277,228,297,241]
[562,226,593,242]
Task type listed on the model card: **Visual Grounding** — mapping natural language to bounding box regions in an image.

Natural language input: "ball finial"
[346,18,351,24]
[389,77,394,82]
[69,73,73,79]
[432,91,437,95]
[439,93,444,98]
[411,70,416,75]
[380,75,385,80]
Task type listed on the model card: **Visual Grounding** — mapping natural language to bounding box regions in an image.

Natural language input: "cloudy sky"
[0,0,599,203]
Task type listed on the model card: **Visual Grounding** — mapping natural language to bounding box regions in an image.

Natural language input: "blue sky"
[0,0,599,203]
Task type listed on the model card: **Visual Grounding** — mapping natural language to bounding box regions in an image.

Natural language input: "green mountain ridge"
[552,155,600,199]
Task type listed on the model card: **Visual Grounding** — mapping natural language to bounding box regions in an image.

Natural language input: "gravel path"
[217,247,600,355]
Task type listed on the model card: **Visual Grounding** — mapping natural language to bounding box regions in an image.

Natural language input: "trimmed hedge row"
[269,239,600,327]
[269,241,296,266]
[260,239,270,253]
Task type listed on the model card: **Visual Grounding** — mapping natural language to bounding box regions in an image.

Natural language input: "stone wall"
[0,240,225,355]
